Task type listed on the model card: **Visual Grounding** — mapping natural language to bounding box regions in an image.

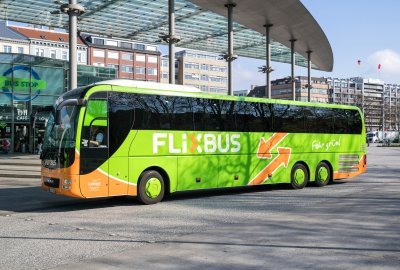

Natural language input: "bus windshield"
[43,105,79,153]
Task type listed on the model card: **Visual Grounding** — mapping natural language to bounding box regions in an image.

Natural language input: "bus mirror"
[54,98,86,125]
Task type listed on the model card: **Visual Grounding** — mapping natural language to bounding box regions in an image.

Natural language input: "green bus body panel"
[71,83,366,196]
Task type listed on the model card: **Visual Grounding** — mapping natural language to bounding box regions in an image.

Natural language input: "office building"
[175,50,228,94]
[8,25,87,64]
[248,76,329,103]
[81,33,161,82]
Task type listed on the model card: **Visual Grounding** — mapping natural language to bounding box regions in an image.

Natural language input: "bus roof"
[94,79,202,93]
[86,79,360,112]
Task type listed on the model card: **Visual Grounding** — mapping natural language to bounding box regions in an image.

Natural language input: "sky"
[163,0,400,90]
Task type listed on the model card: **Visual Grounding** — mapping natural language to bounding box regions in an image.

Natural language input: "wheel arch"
[140,166,171,195]
[318,160,334,182]
[293,160,310,179]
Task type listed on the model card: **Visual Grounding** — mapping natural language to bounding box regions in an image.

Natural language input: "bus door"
[80,96,110,197]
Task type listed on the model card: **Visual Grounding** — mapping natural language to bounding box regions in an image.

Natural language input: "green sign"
[0,76,46,91]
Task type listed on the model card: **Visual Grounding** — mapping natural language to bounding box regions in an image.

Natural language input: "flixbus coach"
[35,80,366,204]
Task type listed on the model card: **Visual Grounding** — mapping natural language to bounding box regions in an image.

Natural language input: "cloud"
[366,49,400,83]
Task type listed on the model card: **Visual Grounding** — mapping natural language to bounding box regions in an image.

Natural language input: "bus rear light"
[363,155,367,166]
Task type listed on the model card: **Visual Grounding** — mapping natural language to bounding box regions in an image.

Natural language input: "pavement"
[0,153,41,187]
[0,146,399,270]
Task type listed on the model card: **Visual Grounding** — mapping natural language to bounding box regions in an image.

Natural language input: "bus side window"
[304,107,317,133]
[315,107,334,134]
[171,97,194,130]
[81,99,108,148]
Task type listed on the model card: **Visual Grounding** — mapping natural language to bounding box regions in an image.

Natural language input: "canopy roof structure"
[0,0,333,71]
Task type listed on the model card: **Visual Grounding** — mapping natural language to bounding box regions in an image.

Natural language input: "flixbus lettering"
[153,133,241,154]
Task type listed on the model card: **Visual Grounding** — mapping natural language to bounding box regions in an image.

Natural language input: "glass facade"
[0,53,116,154]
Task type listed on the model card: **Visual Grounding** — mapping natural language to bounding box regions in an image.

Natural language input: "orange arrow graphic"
[249,147,291,185]
[257,133,288,158]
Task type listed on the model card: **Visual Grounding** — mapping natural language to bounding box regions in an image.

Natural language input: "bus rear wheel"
[137,170,165,205]
[291,163,309,189]
[315,162,331,187]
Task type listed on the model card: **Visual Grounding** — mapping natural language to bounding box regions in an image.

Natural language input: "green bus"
[38,80,366,204]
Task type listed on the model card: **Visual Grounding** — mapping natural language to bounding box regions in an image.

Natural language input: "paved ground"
[0,146,399,270]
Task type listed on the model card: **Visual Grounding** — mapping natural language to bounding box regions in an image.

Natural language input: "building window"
[62,51,68,60]
[134,43,145,50]
[135,67,145,74]
[121,66,133,73]
[94,62,105,67]
[107,64,119,71]
[93,38,104,45]
[3,45,12,53]
[77,52,84,62]
[39,49,45,57]
[201,75,208,81]
[148,68,157,76]
[120,42,132,49]
[108,51,119,59]
[136,54,145,62]
[146,45,157,51]
[17,47,24,54]
[122,53,133,61]
[105,40,118,47]
[93,49,105,57]
[161,60,169,67]
[148,56,158,64]
[161,73,168,79]
[50,50,57,59]
[201,64,208,70]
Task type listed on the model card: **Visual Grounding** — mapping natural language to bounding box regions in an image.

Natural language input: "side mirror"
[55,99,86,125]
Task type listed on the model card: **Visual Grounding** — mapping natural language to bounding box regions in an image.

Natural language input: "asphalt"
[0,146,399,270]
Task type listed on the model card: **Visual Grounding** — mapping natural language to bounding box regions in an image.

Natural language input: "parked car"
[367,132,378,143]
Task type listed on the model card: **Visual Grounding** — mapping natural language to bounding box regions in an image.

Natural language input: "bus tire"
[315,162,331,187]
[291,163,309,189]
[137,170,165,205]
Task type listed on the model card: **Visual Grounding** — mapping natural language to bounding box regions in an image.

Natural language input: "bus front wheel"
[315,162,331,187]
[137,170,165,205]
[291,163,309,189]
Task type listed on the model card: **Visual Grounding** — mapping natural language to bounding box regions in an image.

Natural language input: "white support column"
[60,1,85,90]
[290,39,296,101]
[225,3,237,96]
[307,50,312,102]
[265,24,273,98]
[168,0,175,84]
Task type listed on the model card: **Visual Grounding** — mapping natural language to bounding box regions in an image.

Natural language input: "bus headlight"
[63,179,72,185]
[62,185,71,190]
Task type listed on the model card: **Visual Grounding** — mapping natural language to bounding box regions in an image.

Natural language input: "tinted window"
[236,102,271,132]
[109,92,134,154]
[314,107,334,133]
[219,100,236,131]
[273,104,304,133]
[171,97,194,130]
[333,108,362,134]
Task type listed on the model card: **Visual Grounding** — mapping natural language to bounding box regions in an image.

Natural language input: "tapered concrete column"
[290,39,296,101]
[60,1,85,90]
[307,50,312,102]
[265,24,273,98]
[225,3,236,96]
[169,0,175,84]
